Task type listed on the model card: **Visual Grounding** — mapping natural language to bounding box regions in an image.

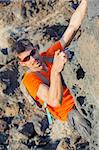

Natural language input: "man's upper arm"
[22,72,43,100]
[37,83,61,107]
[22,72,56,107]
[37,83,49,104]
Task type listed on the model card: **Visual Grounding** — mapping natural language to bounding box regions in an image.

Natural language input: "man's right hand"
[37,49,66,107]
[52,50,67,73]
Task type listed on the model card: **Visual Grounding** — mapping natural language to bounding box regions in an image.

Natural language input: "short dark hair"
[12,39,34,54]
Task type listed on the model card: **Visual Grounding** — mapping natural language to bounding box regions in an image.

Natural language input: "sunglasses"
[22,49,36,62]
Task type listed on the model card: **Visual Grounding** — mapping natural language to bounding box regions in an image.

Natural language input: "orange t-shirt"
[22,40,74,121]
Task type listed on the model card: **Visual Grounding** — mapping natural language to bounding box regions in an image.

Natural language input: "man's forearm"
[62,0,87,46]
[69,0,87,30]
[48,68,63,107]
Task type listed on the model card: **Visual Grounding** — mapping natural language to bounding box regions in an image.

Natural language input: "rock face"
[0,0,99,149]
[62,1,99,149]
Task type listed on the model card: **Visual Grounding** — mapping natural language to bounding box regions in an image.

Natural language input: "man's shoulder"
[21,71,43,101]
[44,39,65,56]
[22,71,34,79]
[22,71,40,85]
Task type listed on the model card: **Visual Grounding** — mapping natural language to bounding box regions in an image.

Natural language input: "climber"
[13,0,91,140]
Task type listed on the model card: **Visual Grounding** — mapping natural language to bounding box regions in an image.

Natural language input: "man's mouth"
[35,59,42,66]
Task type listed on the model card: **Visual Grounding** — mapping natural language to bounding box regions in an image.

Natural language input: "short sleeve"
[45,40,65,57]
[22,72,42,99]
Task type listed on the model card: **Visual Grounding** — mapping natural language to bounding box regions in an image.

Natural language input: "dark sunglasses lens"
[22,50,35,62]
[30,50,35,56]
[23,55,30,62]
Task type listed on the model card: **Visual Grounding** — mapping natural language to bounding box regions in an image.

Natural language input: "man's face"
[17,49,43,72]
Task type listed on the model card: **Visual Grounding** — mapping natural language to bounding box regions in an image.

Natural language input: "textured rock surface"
[62,0,99,149]
[0,0,99,149]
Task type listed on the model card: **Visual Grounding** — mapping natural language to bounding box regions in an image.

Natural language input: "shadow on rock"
[0,61,19,95]
[20,122,36,138]
[43,24,68,41]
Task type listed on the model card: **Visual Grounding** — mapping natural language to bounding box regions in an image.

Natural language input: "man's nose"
[32,54,38,60]
[30,56,35,62]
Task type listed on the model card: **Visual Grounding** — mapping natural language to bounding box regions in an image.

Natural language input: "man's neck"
[42,62,48,72]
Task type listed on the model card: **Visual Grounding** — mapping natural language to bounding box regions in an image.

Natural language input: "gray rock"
[62,0,99,148]
[32,108,49,136]
[3,102,19,117]
[0,0,11,5]
[0,0,99,149]
[0,50,8,65]
[56,139,74,150]
[0,60,19,95]
[88,0,99,19]
[0,119,7,133]
[20,122,35,138]
[0,133,8,144]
